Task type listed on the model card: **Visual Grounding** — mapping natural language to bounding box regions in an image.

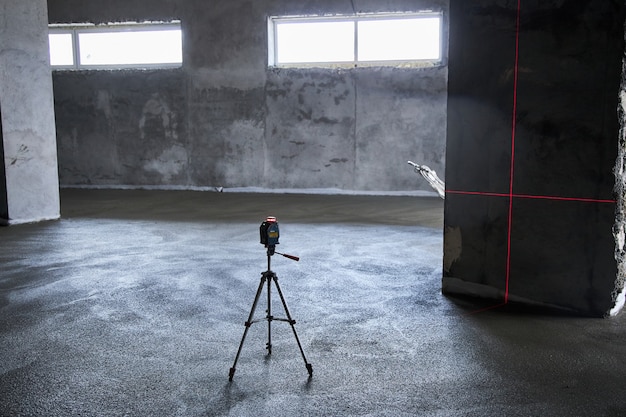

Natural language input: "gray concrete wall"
[0,0,60,225]
[47,0,448,193]
[443,0,624,317]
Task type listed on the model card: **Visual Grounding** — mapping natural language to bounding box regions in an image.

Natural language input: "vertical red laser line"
[505,0,522,304]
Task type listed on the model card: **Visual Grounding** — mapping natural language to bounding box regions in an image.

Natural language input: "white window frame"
[49,21,182,70]
[268,12,444,68]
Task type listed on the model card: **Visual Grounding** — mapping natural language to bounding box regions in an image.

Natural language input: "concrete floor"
[1,189,625,416]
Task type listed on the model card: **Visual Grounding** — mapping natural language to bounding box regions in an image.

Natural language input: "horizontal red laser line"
[446,190,615,204]
[514,193,615,203]
[465,303,508,316]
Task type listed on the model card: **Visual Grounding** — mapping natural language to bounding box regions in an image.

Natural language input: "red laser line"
[446,190,616,204]
[505,0,522,304]
[446,190,510,198]
[513,193,615,204]
[465,303,508,316]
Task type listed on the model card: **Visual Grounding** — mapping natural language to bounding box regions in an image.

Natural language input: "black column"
[0,105,8,223]
[443,0,624,316]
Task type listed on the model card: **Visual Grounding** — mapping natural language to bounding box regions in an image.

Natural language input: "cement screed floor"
[1,189,625,416]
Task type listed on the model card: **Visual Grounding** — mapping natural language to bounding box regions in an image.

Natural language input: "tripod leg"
[272,275,313,378]
[229,275,266,381]
[266,272,272,355]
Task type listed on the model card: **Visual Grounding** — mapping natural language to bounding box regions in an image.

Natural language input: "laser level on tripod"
[228,216,313,381]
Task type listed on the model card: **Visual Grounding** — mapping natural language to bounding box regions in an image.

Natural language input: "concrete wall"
[0,0,60,225]
[443,0,624,317]
[48,0,448,193]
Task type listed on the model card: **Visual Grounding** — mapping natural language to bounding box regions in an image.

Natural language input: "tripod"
[228,247,313,381]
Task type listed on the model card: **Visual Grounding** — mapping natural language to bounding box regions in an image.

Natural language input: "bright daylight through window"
[49,22,182,69]
[269,13,442,67]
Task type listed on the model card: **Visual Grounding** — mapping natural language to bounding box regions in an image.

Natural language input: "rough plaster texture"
[48,0,448,193]
[443,0,624,316]
[0,0,60,224]
[613,65,626,316]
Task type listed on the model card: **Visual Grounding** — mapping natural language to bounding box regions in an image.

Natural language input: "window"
[275,21,355,64]
[49,22,182,69]
[49,32,74,66]
[268,13,443,67]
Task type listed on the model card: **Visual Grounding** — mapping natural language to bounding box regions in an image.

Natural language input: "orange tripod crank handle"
[276,252,300,262]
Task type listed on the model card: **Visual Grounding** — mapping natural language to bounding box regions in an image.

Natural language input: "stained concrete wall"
[47,0,448,193]
[0,0,60,225]
[443,0,624,316]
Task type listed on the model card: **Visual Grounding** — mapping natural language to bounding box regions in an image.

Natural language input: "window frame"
[268,12,444,68]
[49,21,183,70]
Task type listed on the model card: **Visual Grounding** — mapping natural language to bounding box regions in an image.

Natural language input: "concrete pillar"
[0,110,7,220]
[443,0,624,316]
[0,0,60,225]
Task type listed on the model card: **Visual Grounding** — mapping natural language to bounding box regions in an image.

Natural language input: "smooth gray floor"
[1,189,625,416]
